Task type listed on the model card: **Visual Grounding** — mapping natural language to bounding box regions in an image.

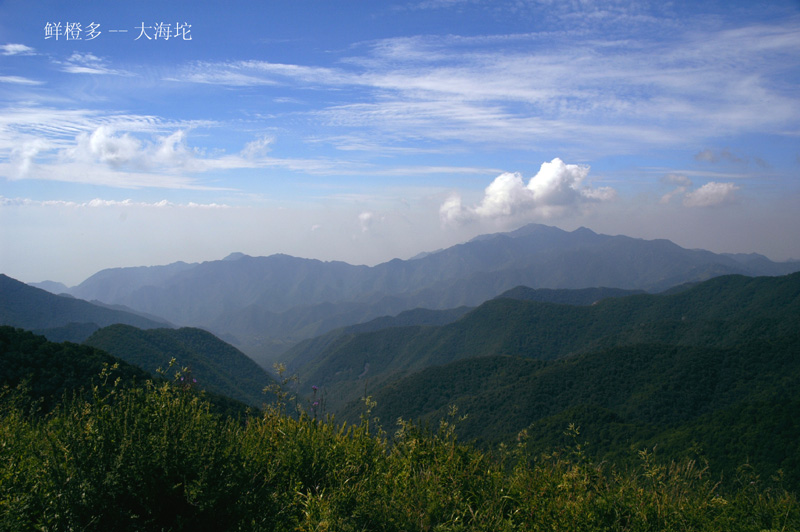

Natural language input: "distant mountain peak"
[572,226,597,236]
[223,252,250,261]
[28,280,70,294]
[506,223,564,237]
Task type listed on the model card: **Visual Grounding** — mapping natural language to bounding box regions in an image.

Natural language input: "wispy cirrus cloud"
[0,75,43,85]
[58,52,129,75]
[0,196,230,208]
[166,18,800,156]
[1,43,35,56]
[171,60,351,87]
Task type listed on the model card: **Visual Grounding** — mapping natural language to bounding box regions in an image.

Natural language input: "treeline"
[350,337,800,490]
[1,370,798,531]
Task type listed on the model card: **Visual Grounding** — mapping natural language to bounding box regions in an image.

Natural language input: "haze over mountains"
[29,223,800,364]
[3,221,800,490]
[0,274,170,343]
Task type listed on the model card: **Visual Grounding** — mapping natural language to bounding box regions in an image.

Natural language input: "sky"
[1,0,799,285]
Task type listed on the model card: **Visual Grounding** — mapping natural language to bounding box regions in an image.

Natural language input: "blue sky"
[1,0,799,285]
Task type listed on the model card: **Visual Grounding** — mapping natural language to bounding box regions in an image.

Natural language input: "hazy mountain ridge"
[0,274,170,343]
[45,224,800,357]
[496,286,645,304]
[28,280,69,294]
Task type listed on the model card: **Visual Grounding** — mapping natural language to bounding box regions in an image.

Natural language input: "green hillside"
[288,272,800,411]
[85,325,275,407]
[0,326,151,413]
[347,336,800,488]
[290,273,800,488]
[495,285,645,304]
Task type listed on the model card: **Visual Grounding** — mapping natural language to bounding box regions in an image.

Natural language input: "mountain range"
[0,274,169,343]
[0,275,275,406]
[3,222,800,491]
[32,223,800,365]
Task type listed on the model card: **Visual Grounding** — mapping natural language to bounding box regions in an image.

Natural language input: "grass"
[1,370,797,531]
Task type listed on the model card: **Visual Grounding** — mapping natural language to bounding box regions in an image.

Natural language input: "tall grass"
[1,373,797,531]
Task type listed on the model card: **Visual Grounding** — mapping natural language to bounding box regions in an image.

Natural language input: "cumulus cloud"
[358,211,375,232]
[683,181,739,207]
[661,173,693,187]
[440,158,615,224]
[63,126,204,171]
[0,118,320,189]
[152,130,196,168]
[70,126,142,167]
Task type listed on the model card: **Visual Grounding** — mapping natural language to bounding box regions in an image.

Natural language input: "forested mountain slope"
[0,326,151,412]
[323,272,800,489]
[85,325,275,407]
[289,272,800,411]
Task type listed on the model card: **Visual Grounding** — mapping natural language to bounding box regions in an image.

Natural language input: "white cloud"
[0,76,42,85]
[1,43,35,56]
[659,173,692,204]
[140,16,800,157]
[241,136,275,159]
[683,181,739,207]
[61,126,250,175]
[70,126,143,167]
[59,52,127,75]
[358,211,375,232]
[173,60,349,87]
[440,158,615,224]
[0,196,229,209]
[10,138,50,177]
[0,116,393,188]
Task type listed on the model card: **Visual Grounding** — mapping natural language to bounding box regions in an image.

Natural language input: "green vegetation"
[3,269,799,529]
[0,326,150,413]
[1,372,798,531]
[289,273,800,491]
[288,272,800,412]
[352,338,800,489]
[85,324,276,407]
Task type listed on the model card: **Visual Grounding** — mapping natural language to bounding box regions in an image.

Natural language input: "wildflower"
[312,385,318,391]
[312,401,319,407]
